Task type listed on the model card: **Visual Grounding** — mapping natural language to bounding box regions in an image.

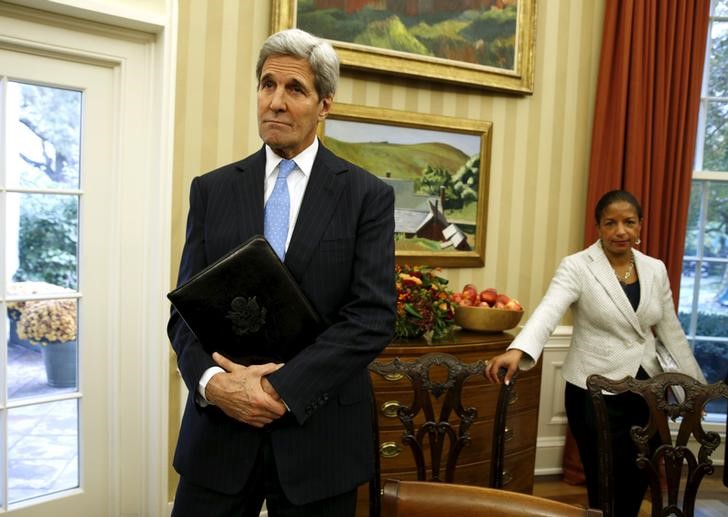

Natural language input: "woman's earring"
[635,238,641,245]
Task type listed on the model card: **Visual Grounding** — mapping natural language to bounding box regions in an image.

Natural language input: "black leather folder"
[167,235,322,364]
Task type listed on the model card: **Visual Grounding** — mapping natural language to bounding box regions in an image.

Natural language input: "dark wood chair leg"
[490,370,516,488]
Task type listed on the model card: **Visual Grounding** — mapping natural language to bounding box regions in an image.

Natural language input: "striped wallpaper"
[172,0,605,317]
[169,0,606,496]
[173,0,603,312]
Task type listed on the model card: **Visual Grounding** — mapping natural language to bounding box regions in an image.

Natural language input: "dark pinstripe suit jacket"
[168,144,396,505]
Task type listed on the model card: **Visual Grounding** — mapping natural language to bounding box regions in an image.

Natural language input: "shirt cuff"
[197,366,225,406]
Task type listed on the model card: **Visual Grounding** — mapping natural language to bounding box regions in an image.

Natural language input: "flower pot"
[40,340,77,388]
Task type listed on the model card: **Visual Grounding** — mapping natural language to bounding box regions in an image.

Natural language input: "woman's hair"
[594,190,643,224]
[256,28,340,100]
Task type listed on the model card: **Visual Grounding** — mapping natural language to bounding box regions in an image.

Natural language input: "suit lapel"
[586,241,646,337]
[233,147,266,241]
[285,146,347,281]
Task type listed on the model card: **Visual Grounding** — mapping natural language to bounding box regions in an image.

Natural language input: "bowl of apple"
[451,284,524,333]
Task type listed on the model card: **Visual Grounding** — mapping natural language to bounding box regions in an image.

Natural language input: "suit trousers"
[171,434,358,517]
[564,369,653,517]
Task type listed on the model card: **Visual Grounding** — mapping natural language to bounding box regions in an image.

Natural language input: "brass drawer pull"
[508,390,519,404]
[504,426,514,442]
[384,372,404,382]
[381,400,401,418]
[380,441,401,458]
[502,470,513,486]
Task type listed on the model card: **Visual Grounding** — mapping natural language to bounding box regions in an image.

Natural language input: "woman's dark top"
[622,280,640,311]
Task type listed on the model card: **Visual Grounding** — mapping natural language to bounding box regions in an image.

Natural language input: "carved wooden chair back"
[367,351,516,516]
[587,372,728,517]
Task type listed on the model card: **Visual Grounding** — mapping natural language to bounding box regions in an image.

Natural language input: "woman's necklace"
[615,254,635,284]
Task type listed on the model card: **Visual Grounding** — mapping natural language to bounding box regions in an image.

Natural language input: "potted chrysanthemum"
[16,298,77,387]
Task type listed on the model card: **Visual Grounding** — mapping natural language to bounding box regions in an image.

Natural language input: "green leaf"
[404,303,423,319]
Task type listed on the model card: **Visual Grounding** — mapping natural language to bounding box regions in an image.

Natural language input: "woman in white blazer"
[485,190,705,517]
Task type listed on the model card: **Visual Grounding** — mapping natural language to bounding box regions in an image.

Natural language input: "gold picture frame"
[319,103,492,267]
[272,0,537,94]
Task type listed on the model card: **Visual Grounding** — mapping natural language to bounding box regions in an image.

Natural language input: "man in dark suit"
[168,28,395,516]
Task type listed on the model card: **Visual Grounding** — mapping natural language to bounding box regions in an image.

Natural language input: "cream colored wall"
[4,0,170,29]
[171,0,604,312]
[169,0,606,489]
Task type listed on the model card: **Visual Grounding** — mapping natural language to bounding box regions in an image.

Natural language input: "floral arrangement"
[395,264,455,342]
[17,298,77,345]
[6,281,74,320]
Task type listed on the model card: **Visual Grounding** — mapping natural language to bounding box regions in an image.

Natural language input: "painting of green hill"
[323,136,469,180]
[296,0,517,69]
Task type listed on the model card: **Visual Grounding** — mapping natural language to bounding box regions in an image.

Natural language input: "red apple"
[462,285,478,303]
[478,301,490,307]
[479,288,497,306]
[460,298,473,306]
[496,293,511,305]
[494,301,506,309]
[505,299,522,311]
[451,292,463,304]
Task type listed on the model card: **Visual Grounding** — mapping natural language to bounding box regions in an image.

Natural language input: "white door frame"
[0,2,175,515]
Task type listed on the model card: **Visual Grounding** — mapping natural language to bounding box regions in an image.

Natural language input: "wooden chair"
[381,479,603,517]
[367,352,517,516]
[587,371,728,517]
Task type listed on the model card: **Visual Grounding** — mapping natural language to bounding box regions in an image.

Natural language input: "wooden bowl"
[454,305,524,333]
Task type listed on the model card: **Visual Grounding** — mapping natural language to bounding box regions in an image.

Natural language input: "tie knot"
[278,159,296,179]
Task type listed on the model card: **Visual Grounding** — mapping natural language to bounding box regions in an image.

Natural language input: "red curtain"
[566,0,711,484]
[583,0,710,303]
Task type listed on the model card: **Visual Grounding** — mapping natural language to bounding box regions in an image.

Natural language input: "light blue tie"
[265,159,296,261]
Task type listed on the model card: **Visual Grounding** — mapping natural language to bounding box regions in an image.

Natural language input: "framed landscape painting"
[319,103,492,267]
[271,0,537,93]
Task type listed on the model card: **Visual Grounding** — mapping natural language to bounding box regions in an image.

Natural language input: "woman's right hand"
[485,349,524,385]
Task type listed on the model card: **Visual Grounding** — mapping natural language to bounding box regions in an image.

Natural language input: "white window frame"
[680,1,728,424]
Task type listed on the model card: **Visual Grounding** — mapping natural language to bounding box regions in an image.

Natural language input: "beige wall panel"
[172,0,605,340]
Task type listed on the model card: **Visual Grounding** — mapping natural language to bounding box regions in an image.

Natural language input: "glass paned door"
[3,80,82,506]
[1,46,114,515]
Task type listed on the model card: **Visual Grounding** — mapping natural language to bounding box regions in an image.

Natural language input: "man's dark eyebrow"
[287,78,308,92]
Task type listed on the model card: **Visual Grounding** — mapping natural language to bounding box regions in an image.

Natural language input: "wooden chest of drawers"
[356,330,542,515]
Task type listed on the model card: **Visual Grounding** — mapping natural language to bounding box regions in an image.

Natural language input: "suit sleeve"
[267,180,396,424]
[167,176,217,392]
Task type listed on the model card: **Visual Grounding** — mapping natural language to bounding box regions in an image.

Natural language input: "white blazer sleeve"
[508,256,581,370]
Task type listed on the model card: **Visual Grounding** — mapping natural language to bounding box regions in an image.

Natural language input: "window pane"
[703,182,728,260]
[5,82,81,190]
[679,180,728,399]
[708,21,728,97]
[6,193,79,290]
[703,100,728,171]
[7,400,79,504]
[694,340,728,414]
[683,181,703,258]
[716,0,728,17]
